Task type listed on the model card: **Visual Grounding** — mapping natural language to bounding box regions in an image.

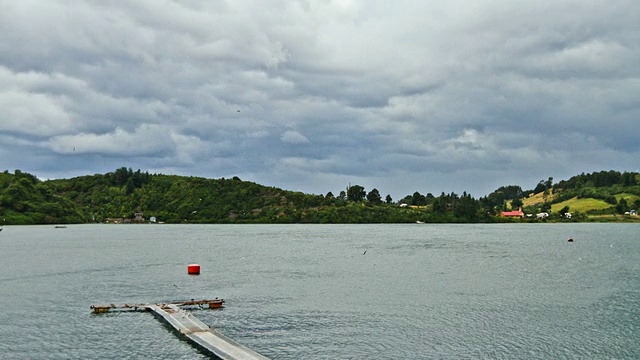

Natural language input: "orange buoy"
[188,264,201,275]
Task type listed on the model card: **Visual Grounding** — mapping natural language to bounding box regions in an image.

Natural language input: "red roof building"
[501,207,524,218]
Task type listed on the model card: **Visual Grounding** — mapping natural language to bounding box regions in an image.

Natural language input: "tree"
[347,185,366,202]
[533,180,547,194]
[366,188,382,204]
[412,192,427,206]
[545,177,554,191]
[125,178,136,195]
[453,191,481,221]
[385,194,393,204]
[432,192,447,213]
[425,193,435,204]
[511,197,523,209]
[399,195,413,205]
[616,198,628,214]
[494,185,524,199]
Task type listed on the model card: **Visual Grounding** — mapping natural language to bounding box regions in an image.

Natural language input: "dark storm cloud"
[0,0,638,198]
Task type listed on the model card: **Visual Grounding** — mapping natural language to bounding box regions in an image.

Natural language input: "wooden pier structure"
[90,298,225,313]
[91,299,270,360]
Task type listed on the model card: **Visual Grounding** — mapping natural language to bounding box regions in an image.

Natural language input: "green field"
[548,193,638,213]
[550,197,612,213]
[520,190,639,218]
[614,193,640,206]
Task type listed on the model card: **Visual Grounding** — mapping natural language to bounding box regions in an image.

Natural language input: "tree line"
[0,168,638,224]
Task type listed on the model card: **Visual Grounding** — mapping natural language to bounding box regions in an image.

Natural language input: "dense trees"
[1,169,638,224]
[347,185,366,202]
[555,171,637,190]
[366,188,382,205]
[0,170,84,224]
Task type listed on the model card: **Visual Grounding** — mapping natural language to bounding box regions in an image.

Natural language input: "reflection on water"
[0,224,638,359]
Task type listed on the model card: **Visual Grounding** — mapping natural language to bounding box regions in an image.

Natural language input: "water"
[0,224,638,359]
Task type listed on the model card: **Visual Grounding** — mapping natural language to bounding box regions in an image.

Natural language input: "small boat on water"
[55,225,67,229]
[568,237,574,242]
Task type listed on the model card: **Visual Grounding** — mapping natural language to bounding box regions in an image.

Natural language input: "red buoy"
[188,264,201,275]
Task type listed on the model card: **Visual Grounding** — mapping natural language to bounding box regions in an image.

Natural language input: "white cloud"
[0,0,638,197]
[47,124,175,156]
[280,130,310,144]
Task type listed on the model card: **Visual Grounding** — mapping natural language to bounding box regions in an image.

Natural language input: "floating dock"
[91,299,269,360]
[90,298,224,313]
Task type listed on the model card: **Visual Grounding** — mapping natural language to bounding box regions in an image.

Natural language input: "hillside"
[44,168,327,224]
[517,171,640,219]
[522,191,558,207]
[0,170,84,224]
[0,168,490,224]
[1,168,639,224]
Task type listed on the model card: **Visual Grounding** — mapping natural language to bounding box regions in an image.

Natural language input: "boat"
[55,225,67,229]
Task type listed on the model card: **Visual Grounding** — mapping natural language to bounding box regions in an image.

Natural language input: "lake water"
[0,224,638,359]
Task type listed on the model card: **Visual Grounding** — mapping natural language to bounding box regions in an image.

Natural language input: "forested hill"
[0,168,638,224]
[5,168,327,224]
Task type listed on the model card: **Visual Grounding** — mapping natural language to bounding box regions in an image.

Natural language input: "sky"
[1,0,638,200]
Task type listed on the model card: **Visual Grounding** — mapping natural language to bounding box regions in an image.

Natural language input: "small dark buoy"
[568,237,574,242]
[188,264,201,275]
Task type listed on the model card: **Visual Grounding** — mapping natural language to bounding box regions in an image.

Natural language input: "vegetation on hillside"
[518,171,640,219]
[0,168,638,225]
[0,170,84,224]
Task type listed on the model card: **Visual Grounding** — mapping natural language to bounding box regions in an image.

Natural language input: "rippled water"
[0,224,638,359]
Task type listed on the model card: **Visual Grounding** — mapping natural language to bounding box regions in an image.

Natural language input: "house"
[501,207,524,218]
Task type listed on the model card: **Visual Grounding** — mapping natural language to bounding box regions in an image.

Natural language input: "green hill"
[513,171,640,220]
[1,168,638,224]
[549,193,640,214]
[0,170,84,224]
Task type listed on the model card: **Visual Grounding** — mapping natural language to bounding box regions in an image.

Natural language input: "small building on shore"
[501,207,524,218]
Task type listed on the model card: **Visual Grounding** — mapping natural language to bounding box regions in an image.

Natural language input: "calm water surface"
[0,224,638,359]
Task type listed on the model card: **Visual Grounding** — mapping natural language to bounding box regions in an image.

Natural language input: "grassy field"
[516,190,639,220]
[550,197,612,213]
[614,193,640,206]
[521,191,558,207]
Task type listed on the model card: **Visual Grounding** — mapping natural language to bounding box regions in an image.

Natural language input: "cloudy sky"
[1,0,638,199]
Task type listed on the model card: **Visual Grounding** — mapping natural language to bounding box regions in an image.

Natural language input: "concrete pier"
[148,304,270,360]
[90,299,269,360]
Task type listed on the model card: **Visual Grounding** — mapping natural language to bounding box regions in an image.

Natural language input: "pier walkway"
[149,304,270,360]
[91,299,269,360]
